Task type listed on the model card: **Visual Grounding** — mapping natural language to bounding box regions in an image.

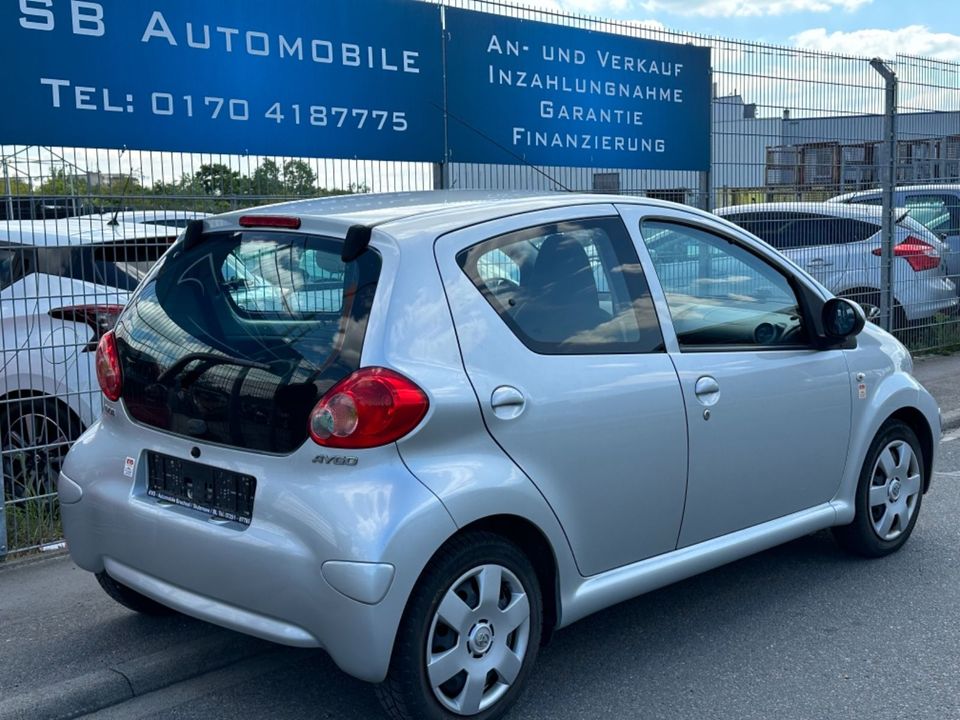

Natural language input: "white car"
[0,216,175,500]
[89,210,212,230]
[829,185,960,281]
[716,202,958,327]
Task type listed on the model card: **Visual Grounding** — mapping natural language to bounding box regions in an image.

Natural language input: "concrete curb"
[0,634,269,720]
[942,408,960,434]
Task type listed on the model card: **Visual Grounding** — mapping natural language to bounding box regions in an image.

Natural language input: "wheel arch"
[0,389,85,431]
[886,406,935,492]
[418,514,561,644]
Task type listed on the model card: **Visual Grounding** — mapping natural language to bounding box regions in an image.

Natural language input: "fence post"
[432,162,447,190]
[870,58,898,333]
[0,491,6,559]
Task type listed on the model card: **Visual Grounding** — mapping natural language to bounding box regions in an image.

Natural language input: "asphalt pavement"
[1,355,959,720]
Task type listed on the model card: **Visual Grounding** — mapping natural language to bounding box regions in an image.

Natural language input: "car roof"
[0,216,182,247]
[92,210,213,222]
[715,202,904,222]
[209,190,719,240]
[830,184,960,202]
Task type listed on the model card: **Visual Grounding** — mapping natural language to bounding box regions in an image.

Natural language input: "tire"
[840,290,906,332]
[96,571,177,616]
[833,419,925,558]
[1,396,83,502]
[376,532,543,720]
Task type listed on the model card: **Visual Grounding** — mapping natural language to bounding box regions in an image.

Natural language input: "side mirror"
[822,297,866,340]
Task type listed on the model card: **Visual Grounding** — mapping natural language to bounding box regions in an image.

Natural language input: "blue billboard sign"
[444,8,711,171]
[1,0,444,161]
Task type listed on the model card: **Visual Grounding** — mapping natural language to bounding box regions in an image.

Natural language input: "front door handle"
[694,376,720,406]
[491,385,526,419]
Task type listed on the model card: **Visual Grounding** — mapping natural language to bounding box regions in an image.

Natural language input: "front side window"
[641,220,807,349]
[457,217,663,354]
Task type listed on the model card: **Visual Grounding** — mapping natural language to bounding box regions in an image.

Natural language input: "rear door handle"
[491,385,525,419]
[806,258,834,268]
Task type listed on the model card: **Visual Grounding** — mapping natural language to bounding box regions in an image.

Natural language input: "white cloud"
[792,25,960,61]
[638,0,871,17]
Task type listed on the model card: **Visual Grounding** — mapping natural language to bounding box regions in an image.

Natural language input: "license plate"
[146,451,256,525]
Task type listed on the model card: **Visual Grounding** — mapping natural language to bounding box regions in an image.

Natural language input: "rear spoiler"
[184,219,204,251]
[342,225,372,262]
[183,218,374,262]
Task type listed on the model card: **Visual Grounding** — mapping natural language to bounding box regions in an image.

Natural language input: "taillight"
[308,367,429,449]
[95,330,123,402]
[872,236,940,272]
[49,304,124,351]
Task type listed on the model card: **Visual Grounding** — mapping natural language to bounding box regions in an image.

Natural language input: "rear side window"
[35,239,172,291]
[726,212,877,250]
[115,231,381,454]
[457,217,663,354]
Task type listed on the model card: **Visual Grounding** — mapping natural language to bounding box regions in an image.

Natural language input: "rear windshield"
[115,230,381,453]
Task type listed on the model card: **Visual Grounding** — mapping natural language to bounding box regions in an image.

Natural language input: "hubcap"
[467,623,494,656]
[426,564,531,716]
[868,439,922,542]
[888,478,902,502]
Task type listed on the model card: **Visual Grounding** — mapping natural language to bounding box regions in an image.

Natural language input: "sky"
[526,0,960,60]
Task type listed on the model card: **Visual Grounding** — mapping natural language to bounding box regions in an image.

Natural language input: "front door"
[435,206,688,576]
[621,207,853,548]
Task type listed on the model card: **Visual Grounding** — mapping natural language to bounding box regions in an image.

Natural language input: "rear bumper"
[59,408,456,682]
[898,276,958,322]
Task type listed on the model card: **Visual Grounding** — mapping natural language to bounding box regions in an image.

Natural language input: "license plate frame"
[146,451,256,525]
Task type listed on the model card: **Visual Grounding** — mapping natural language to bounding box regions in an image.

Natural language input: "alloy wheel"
[1,409,73,500]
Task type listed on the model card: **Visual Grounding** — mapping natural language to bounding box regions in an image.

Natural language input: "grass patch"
[901,313,960,356]
[4,493,62,555]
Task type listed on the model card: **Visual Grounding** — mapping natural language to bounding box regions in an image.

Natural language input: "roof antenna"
[109,147,133,226]
[433,103,572,193]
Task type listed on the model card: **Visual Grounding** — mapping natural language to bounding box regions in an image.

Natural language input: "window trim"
[457,215,666,356]
[638,216,819,354]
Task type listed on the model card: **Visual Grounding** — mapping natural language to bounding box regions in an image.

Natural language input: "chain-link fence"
[2,0,959,556]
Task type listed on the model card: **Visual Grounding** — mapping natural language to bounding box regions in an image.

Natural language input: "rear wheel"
[833,419,925,558]
[1,396,83,502]
[377,532,542,720]
[96,571,177,616]
[840,290,906,332]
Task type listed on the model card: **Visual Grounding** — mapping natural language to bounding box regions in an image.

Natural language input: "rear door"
[0,245,38,372]
[435,206,688,576]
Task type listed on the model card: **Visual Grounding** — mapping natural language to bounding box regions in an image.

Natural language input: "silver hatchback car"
[60,193,940,720]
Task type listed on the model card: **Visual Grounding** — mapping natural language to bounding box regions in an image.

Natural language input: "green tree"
[282,159,316,196]
[193,163,243,196]
[36,167,88,196]
[251,159,283,196]
[2,177,32,195]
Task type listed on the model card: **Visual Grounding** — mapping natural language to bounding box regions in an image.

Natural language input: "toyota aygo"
[60,192,940,720]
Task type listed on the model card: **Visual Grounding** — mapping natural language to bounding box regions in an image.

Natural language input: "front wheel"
[833,420,925,558]
[377,533,542,720]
